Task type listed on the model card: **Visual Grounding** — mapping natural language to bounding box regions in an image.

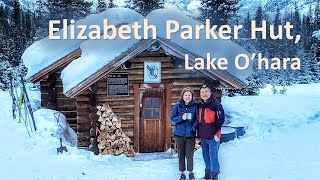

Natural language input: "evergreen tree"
[315,0,320,30]
[10,0,24,67]
[302,6,314,51]
[108,0,116,8]
[199,0,241,27]
[47,0,92,23]
[47,0,67,22]
[126,0,164,16]
[71,0,92,20]
[0,5,9,35]
[165,0,188,12]
[293,3,301,36]
[97,0,107,13]
[268,8,282,57]
[310,44,320,82]
[253,6,265,52]
[0,60,11,90]
[33,0,48,39]
[24,11,33,41]
[242,11,251,38]
[296,50,312,84]
[34,0,47,28]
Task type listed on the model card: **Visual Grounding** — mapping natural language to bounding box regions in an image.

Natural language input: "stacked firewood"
[96,103,134,157]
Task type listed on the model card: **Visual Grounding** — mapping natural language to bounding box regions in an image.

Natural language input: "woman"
[171,87,198,180]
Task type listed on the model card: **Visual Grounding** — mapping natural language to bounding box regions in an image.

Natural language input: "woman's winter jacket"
[171,99,198,137]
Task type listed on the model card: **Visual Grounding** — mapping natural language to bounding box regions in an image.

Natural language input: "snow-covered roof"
[22,8,144,80]
[61,8,253,94]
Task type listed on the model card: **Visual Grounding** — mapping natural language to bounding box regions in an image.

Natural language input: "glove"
[214,135,220,142]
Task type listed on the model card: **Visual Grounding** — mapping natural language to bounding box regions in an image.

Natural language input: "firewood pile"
[95,103,134,157]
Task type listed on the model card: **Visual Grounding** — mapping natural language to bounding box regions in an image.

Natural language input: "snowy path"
[0,84,320,179]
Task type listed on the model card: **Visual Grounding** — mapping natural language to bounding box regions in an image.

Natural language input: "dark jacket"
[198,95,225,139]
[171,99,198,137]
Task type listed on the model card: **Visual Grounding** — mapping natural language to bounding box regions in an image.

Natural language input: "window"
[144,98,160,119]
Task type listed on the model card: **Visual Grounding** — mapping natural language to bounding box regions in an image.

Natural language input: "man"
[198,84,225,180]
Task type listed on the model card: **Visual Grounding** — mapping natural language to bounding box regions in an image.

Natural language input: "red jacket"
[198,96,225,139]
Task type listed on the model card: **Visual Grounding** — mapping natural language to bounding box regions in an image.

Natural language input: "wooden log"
[89,113,99,121]
[77,124,91,132]
[77,141,90,148]
[76,95,91,101]
[76,102,92,109]
[77,109,90,116]
[77,117,90,124]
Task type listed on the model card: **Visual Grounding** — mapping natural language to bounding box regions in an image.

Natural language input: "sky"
[0,83,319,180]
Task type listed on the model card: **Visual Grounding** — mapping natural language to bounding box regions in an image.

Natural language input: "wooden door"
[139,89,165,152]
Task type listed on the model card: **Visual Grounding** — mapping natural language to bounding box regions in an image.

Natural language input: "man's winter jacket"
[198,96,225,139]
[171,99,198,137]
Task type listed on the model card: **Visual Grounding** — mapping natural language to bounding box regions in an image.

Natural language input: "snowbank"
[0,84,320,179]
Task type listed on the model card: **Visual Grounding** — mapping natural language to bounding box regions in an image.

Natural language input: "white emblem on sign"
[144,62,161,83]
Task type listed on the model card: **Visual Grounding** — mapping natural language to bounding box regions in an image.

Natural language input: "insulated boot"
[189,172,195,180]
[179,173,186,180]
[211,172,218,180]
[204,170,211,179]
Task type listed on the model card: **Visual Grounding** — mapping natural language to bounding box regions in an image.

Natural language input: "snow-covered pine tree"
[0,5,9,36]
[0,60,11,90]
[243,11,251,38]
[47,0,65,24]
[293,3,301,38]
[10,0,25,67]
[71,0,92,20]
[33,0,48,40]
[47,0,92,24]
[296,50,312,84]
[310,1,320,82]
[310,43,320,82]
[198,0,240,27]
[253,6,266,53]
[97,0,107,13]
[126,0,164,16]
[0,5,14,90]
[165,0,188,12]
[302,5,314,51]
[24,10,34,42]
[315,0,320,30]
[267,8,281,57]
[108,0,116,8]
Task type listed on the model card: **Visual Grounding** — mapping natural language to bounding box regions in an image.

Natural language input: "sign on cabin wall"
[144,62,161,83]
[107,73,129,96]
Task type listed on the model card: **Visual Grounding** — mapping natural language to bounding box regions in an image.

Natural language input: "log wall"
[40,68,77,131]
[77,50,220,150]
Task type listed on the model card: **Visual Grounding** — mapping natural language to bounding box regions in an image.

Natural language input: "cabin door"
[139,88,165,152]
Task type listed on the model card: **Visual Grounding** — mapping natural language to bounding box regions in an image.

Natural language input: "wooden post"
[133,84,140,152]
[165,82,173,151]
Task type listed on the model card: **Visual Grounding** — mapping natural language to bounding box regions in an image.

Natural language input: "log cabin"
[22,8,253,154]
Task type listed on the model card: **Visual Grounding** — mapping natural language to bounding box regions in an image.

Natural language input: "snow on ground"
[0,83,320,180]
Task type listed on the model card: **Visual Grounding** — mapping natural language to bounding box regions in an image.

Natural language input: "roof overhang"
[28,49,81,82]
[65,38,247,98]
